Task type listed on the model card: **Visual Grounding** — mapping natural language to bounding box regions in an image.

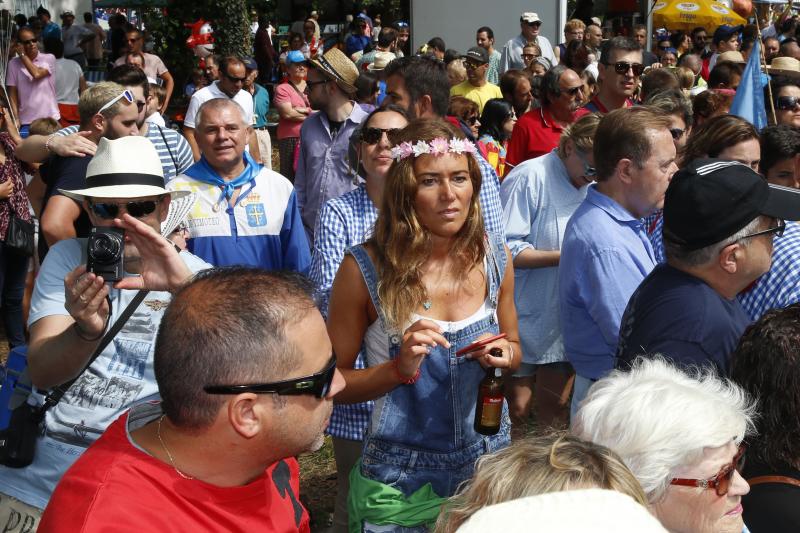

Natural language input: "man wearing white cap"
[0,136,209,526]
[500,12,556,73]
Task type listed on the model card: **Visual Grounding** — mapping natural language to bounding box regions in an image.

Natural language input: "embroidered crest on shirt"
[246,203,268,227]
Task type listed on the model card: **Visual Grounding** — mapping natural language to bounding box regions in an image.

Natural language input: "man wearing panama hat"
[0,135,209,525]
[295,47,367,244]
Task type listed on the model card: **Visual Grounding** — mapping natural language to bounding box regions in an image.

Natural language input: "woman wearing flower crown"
[327,119,520,532]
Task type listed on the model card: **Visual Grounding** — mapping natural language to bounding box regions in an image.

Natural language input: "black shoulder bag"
[0,290,149,468]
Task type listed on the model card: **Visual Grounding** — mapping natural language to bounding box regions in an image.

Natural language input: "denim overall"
[348,233,511,531]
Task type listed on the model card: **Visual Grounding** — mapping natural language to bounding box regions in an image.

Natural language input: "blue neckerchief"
[184,151,262,205]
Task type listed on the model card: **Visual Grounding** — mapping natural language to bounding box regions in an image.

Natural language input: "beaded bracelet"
[44,134,57,153]
[392,358,420,385]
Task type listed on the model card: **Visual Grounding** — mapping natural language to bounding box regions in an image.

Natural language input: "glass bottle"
[474,348,504,435]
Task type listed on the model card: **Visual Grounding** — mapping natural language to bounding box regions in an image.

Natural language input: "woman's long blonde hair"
[434,432,648,533]
[370,119,484,330]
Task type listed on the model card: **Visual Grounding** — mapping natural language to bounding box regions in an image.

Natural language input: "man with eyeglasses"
[183,56,257,162]
[7,27,60,137]
[507,65,583,169]
[500,12,556,73]
[577,36,641,116]
[39,268,342,531]
[450,47,502,114]
[112,29,174,113]
[617,159,800,375]
[0,136,208,529]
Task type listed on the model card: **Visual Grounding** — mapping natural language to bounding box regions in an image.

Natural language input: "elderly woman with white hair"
[572,357,756,533]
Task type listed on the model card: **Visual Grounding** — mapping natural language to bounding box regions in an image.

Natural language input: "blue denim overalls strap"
[346,232,511,505]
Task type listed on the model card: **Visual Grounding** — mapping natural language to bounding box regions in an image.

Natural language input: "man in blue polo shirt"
[167,98,309,272]
[616,159,800,375]
[559,107,677,416]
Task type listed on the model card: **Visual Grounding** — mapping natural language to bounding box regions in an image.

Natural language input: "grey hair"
[195,97,249,130]
[572,357,756,504]
[540,64,568,106]
[664,215,763,267]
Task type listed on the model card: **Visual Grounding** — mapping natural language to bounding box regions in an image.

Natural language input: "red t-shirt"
[575,96,634,117]
[506,107,569,168]
[39,410,311,533]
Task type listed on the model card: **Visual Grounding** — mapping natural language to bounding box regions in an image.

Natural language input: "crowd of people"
[0,5,798,533]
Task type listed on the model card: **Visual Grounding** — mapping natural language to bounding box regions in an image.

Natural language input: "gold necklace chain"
[157,415,194,480]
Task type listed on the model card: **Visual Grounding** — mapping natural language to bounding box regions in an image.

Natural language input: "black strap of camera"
[39,290,150,415]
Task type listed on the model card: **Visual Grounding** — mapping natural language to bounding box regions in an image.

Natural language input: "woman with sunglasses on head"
[308,104,408,533]
[500,113,599,434]
[327,119,520,532]
[477,98,515,179]
[574,357,756,533]
[274,50,312,182]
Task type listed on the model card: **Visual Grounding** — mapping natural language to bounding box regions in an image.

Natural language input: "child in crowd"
[146,83,167,127]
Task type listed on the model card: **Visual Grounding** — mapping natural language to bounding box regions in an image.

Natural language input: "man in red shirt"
[39,268,346,532]
[578,36,641,116]
[506,65,584,170]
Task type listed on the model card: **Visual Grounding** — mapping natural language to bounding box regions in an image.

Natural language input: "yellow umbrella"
[652,0,747,31]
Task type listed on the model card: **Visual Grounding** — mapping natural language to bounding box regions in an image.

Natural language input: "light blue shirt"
[501,151,588,365]
[558,185,656,379]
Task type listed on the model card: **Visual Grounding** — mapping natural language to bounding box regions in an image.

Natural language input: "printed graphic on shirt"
[246,203,267,226]
[272,460,304,526]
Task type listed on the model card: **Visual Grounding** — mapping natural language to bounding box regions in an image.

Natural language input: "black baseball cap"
[463,46,489,64]
[712,24,743,45]
[664,158,800,250]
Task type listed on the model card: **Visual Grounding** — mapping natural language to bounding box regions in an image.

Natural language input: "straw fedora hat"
[368,51,396,71]
[767,56,800,79]
[311,47,360,94]
[60,136,189,201]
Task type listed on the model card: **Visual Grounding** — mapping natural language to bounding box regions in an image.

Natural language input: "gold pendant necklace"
[157,415,194,480]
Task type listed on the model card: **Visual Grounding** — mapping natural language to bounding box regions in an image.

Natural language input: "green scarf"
[347,459,447,532]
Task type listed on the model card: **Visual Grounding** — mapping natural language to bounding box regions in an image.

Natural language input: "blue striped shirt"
[739,221,800,321]
[309,184,375,441]
[56,124,194,182]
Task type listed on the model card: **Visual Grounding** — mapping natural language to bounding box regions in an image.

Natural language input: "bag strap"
[40,290,150,413]
[155,125,178,177]
[747,475,800,488]
[288,81,307,103]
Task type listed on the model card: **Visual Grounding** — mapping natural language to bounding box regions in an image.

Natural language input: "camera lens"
[89,234,122,264]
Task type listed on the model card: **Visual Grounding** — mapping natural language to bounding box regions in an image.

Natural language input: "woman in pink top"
[274,50,312,182]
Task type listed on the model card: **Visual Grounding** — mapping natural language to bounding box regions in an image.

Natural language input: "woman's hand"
[396,319,450,379]
[463,332,515,370]
[0,179,13,200]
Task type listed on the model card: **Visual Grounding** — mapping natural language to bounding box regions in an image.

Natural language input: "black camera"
[87,227,124,281]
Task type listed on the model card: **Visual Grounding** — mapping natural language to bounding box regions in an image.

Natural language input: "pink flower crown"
[390,138,478,162]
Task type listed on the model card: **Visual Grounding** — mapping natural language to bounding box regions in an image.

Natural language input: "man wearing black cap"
[450,46,502,114]
[616,159,800,375]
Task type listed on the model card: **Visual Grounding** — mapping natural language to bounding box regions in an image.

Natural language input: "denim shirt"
[558,185,656,380]
[501,151,588,365]
[294,103,368,244]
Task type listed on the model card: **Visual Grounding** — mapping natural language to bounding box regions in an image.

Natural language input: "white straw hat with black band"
[59,137,190,201]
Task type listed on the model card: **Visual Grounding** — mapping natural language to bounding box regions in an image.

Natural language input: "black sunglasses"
[564,85,583,96]
[466,115,479,125]
[669,127,685,140]
[360,127,403,145]
[224,71,247,83]
[89,200,158,220]
[204,354,337,398]
[19,38,36,45]
[776,95,800,111]
[525,21,542,27]
[606,61,645,76]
